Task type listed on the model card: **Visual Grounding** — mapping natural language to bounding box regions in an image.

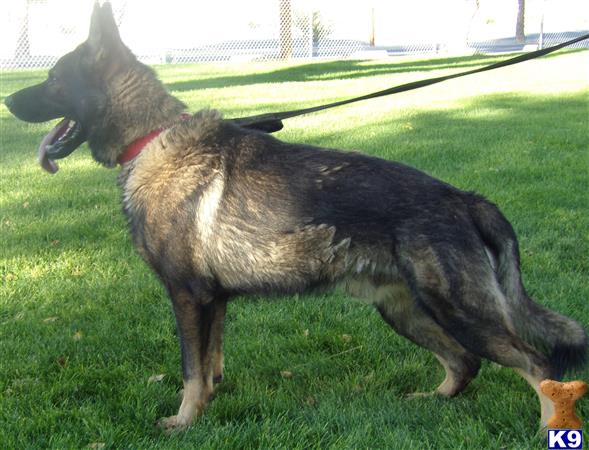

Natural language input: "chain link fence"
[1,0,587,69]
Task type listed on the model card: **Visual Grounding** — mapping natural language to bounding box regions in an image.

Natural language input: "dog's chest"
[118,142,225,276]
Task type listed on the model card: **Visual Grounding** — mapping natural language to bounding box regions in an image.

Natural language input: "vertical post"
[309,9,313,57]
[538,0,545,49]
[516,0,526,44]
[369,7,375,47]
[279,0,292,59]
[16,0,31,65]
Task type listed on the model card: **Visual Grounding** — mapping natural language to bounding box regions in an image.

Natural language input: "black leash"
[233,33,589,133]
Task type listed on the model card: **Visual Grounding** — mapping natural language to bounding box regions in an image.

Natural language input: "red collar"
[117,128,164,165]
[117,113,191,165]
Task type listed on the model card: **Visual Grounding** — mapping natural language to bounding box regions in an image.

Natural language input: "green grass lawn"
[1,50,588,449]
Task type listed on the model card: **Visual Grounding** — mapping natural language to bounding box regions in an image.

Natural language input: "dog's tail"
[468,194,587,379]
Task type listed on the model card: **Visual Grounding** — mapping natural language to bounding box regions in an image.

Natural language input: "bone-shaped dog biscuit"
[540,379,587,429]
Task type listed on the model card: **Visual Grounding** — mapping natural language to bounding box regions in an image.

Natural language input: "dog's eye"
[48,74,58,84]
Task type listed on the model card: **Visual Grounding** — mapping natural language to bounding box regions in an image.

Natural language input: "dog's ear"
[88,1,103,41]
[86,1,132,70]
[88,2,122,49]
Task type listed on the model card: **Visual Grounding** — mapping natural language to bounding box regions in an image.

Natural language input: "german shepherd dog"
[5,2,586,431]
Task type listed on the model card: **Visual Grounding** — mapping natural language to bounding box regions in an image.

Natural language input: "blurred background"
[1,0,588,69]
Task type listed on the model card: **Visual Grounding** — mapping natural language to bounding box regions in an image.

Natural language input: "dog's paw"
[157,415,190,433]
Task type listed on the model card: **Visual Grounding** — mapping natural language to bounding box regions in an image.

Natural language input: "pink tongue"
[38,118,69,174]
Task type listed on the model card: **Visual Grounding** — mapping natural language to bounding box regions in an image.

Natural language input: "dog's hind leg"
[158,284,223,431]
[406,252,554,428]
[374,285,480,397]
[430,296,553,428]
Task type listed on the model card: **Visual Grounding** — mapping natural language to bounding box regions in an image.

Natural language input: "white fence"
[1,0,587,69]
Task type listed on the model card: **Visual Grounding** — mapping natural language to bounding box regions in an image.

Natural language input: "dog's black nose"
[4,95,14,110]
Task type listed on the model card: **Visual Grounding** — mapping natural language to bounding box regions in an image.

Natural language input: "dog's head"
[5,2,136,172]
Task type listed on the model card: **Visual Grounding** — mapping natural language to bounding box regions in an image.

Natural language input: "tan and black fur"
[5,2,586,431]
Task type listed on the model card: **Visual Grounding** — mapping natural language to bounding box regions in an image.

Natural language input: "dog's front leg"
[158,285,215,431]
[211,298,227,384]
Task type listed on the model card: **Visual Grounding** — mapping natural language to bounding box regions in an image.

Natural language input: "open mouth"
[38,118,86,173]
